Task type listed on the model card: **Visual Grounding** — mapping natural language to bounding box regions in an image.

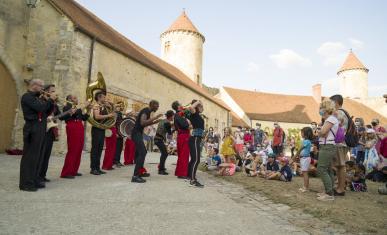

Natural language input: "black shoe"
[140,173,150,177]
[43,177,50,182]
[334,189,345,196]
[158,170,169,175]
[115,162,124,167]
[178,176,189,180]
[61,175,75,179]
[90,169,101,175]
[20,187,38,192]
[20,186,38,192]
[189,180,204,188]
[98,170,106,174]
[35,182,45,188]
[75,173,82,176]
[131,176,146,183]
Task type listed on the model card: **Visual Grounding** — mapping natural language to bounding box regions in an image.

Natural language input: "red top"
[244,133,253,144]
[272,128,284,147]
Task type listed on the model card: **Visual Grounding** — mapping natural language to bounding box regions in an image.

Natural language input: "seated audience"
[206,148,222,171]
[218,158,237,176]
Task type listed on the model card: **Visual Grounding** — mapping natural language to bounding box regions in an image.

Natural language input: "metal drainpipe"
[83,37,96,150]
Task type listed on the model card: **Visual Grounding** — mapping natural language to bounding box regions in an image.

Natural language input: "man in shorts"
[330,95,349,196]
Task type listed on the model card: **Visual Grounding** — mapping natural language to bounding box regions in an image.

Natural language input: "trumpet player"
[113,101,125,167]
[39,84,60,183]
[60,95,91,178]
[90,91,116,175]
[19,79,56,192]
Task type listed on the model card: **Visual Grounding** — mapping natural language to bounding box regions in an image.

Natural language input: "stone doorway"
[0,61,17,152]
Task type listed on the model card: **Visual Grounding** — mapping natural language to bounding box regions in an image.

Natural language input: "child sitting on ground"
[351,163,367,192]
[297,127,313,192]
[245,152,263,176]
[265,157,292,181]
[206,148,222,171]
[218,158,237,176]
[221,127,236,163]
[259,153,279,178]
[278,157,293,182]
[345,160,356,190]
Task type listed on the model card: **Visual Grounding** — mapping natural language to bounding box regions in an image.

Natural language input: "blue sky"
[76,0,387,97]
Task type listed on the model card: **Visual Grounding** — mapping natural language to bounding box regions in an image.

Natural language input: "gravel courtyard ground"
[0,152,355,235]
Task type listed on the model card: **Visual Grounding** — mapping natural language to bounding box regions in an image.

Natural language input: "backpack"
[331,126,346,144]
[338,108,359,147]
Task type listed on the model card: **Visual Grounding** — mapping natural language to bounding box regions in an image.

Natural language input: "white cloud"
[349,38,364,50]
[247,62,260,73]
[317,42,347,66]
[317,39,365,67]
[269,49,312,69]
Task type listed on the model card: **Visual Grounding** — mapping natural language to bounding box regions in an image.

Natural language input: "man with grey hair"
[19,79,56,191]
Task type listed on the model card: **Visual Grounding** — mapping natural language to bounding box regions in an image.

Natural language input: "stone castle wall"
[0,0,229,154]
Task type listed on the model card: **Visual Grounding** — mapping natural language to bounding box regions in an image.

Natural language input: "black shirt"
[174,113,189,130]
[49,103,61,121]
[21,91,53,122]
[266,161,280,171]
[133,107,151,134]
[60,102,89,122]
[189,112,204,129]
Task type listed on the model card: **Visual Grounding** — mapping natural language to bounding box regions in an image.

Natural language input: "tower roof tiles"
[162,11,204,40]
[337,51,369,74]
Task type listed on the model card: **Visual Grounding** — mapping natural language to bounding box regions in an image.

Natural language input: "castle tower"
[337,50,369,99]
[161,10,205,86]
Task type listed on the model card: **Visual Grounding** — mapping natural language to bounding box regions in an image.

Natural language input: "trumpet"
[39,90,58,101]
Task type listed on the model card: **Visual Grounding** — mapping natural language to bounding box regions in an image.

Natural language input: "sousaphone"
[86,72,117,136]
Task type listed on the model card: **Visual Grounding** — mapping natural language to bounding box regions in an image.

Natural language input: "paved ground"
[0,152,323,235]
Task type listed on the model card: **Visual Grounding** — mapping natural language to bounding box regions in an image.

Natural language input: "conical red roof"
[164,11,201,35]
[337,51,368,74]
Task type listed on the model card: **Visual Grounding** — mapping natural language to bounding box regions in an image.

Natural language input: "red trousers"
[61,120,84,177]
[124,138,135,165]
[102,127,117,170]
[175,131,190,177]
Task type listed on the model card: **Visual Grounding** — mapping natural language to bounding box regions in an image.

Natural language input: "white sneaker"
[316,192,325,197]
[299,187,308,193]
[317,194,334,201]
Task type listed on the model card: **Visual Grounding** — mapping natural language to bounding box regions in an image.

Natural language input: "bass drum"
[118,117,135,137]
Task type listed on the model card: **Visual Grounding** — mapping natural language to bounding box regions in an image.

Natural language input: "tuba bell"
[86,72,116,129]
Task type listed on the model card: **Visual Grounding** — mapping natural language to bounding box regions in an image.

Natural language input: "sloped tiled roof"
[231,112,250,128]
[164,11,200,34]
[337,51,369,74]
[213,98,250,128]
[48,0,224,109]
[223,87,387,124]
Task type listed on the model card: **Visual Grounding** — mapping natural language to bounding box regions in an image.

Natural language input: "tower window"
[196,74,200,84]
[164,41,170,53]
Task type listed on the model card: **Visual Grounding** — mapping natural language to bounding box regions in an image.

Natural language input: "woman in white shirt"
[316,99,339,201]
